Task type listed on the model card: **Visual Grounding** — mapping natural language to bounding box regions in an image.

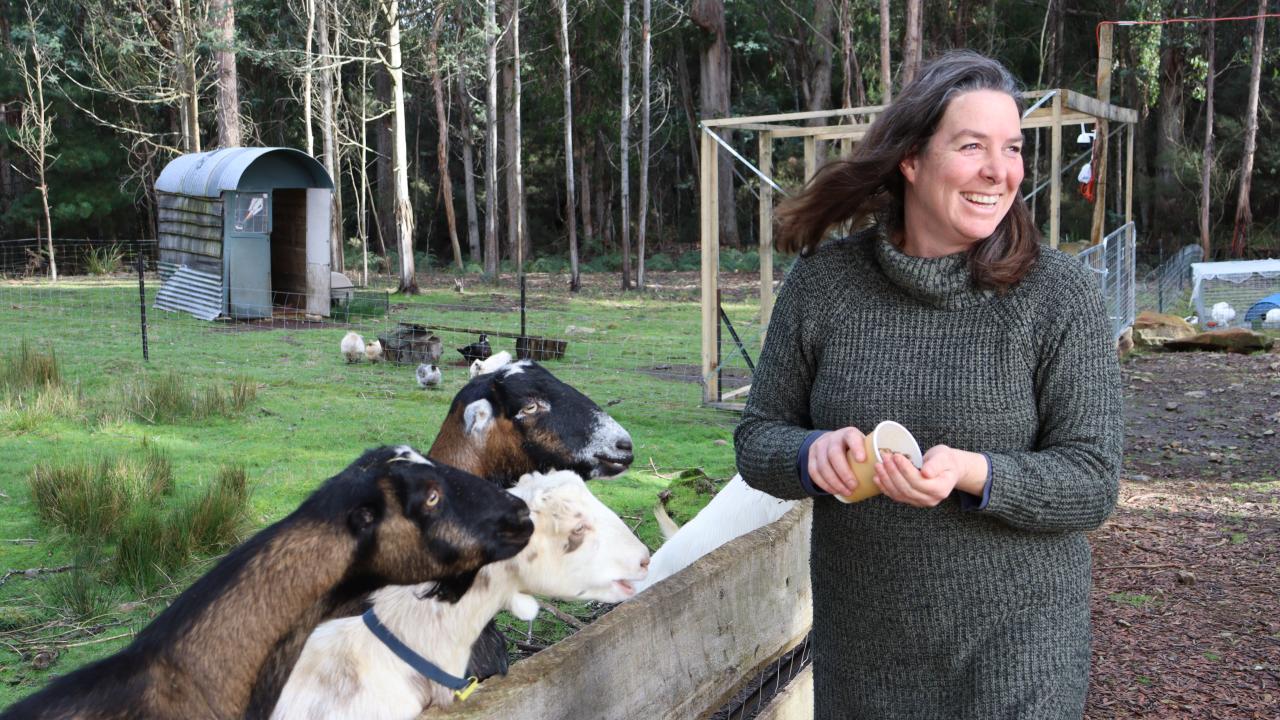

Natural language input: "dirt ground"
[1087,348,1280,718]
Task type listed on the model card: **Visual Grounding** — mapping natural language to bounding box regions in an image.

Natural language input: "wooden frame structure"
[698,89,1137,407]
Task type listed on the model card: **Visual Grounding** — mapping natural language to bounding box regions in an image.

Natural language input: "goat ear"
[463,399,494,436]
[347,504,379,535]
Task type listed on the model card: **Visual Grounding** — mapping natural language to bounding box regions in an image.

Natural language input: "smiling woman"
[736,50,1122,720]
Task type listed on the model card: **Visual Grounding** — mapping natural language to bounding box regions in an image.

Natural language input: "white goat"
[632,474,794,594]
[340,331,365,363]
[365,339,384,363]
[469,350,513,378]
[272,470,650,720]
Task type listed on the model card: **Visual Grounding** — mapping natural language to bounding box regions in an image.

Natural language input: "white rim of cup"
[871,420,923,469]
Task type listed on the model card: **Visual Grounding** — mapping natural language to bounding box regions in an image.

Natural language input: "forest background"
[1,0,1277,291]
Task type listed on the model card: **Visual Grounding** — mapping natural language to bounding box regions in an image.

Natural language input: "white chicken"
[1210,301,1236,327]
[364,339,384,363]
[415,363,442,388]
[340,332,365,363]
[1265,308,1280,325]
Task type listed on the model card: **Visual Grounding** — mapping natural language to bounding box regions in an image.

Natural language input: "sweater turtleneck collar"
[870,229,993,310]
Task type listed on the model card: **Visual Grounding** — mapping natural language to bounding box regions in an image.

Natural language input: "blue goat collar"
[361,608,481,701]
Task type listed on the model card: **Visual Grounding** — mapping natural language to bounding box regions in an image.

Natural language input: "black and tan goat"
[309,356,637,683]
[429,357,634,488]
[0,446,533,720]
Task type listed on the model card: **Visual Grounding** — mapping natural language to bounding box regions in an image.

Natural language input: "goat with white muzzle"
[272,470,650,720]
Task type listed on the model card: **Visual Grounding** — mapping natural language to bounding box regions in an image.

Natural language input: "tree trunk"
[384,0,416,292]
[901,0,922,87]
[1231,0,1265,258]
[1153,12,1185,246]
[484,0,500,277]
[455,29,481,263]
[557,0,580,291]
[212,0,241,148]
[674,37,701,183]
[172,0,200,152]
[355,44,372,285]
[502,0,517,264]
[430,11,463,270]
[579,147,594,245]
[318,0,343,272]
[690,0,739,248]
[16,4,56,280]
[878,0,892,102]
[1198,0,1215,259]
[637,0,651,289]
[375,66,392,258]
[805,0,835,118]
[619,0,633,290]
[302,0,315,156]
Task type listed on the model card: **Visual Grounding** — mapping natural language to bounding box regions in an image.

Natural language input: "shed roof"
[156,147,333,198]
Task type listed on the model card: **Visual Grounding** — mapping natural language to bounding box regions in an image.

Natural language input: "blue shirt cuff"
[796,430,832,497]
[957,452,993,511]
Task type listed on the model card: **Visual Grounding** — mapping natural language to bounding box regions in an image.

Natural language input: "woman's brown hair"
[774,50,1040,291]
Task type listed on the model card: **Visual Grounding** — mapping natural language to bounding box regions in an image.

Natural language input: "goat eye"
[424,489,441,508]
[522,402,540,415]
[571,523,587,537]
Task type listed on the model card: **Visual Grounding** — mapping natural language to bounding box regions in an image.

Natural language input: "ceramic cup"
[835,420,924,504]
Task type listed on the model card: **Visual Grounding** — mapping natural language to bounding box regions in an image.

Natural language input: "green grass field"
[0,274,759,706]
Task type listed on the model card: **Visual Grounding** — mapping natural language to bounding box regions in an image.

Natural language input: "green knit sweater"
[734,230,1122,719]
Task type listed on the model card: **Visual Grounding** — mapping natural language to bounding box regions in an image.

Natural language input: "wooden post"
[1091,24,1113,245]
[700,128,720,404]
[1049,91,1062,249]
[758,132,774,340]
[803,136,816,183]
[1125,121,1134,226]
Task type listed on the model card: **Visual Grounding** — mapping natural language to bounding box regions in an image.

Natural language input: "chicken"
[1210,301,1236,327]
[340,332,365,363]
[457,333,492,363]
[416,363,442,389]
[364,339,384,363]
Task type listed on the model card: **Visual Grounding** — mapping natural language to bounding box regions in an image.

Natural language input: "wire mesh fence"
[0,269,762,432]
[0,238,158,277]
[1135,244,1201,316]
[1076,222,1136,341]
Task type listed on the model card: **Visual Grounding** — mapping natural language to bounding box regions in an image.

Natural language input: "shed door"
[225,192,272,318]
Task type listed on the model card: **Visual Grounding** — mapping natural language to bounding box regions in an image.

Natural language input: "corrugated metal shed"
[154,148,334,321]
[155,262,224,321]
[155,147,333,197]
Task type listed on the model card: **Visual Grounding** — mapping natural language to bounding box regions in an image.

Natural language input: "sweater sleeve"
[733,259,823,500]
[980,267,1123,532]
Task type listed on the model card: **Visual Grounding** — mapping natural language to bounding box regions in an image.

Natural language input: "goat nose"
[615,438,633,453]
[639,555,650,570]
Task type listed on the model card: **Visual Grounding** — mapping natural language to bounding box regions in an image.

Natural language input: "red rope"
[1096,13,1280,49]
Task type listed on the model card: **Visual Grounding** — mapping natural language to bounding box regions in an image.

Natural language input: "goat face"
[510,471,651,603]
[329,446,533,588]
[444,360,635,482]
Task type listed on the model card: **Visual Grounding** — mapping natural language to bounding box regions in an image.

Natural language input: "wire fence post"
[136,254,149,362]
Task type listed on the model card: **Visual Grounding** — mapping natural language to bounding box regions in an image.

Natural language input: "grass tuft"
[46,553,115,621]
[123,371,257,424]
[113,504,184,589]
[179,464,252,552]
[83,244,126,276]
[1,340,61,397]
[27,446,175,539]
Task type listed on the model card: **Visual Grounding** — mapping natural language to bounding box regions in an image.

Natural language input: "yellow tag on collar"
[454,676,480,701]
